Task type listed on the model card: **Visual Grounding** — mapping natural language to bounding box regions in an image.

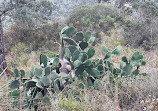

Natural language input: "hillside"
[0,0,158,111]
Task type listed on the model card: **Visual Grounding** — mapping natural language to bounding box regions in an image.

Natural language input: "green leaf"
[122,64,133,76]
[87,47,95,59]
[94,79,102,90]
[11,89,20,97]
[85,31,91,42]
[40,54,47,67]
[75,65,84,76]
[68,45,78,55]
[61,26,69,34]
[59,73,68,78]
[40,76,50,87]
[34,68,43,77]
[82,71,88,77]
[101,46,108,53]
[83,60,92,66]
[61,26,75,37]
[78,75,84,80]
[81,53,88,62]
[97,65,104,72]
[32,77,39,83]
[54,79,60,91]
[45,67,52,76]
[72,50,80,61]
[42,96,50,105]
[26,81,36,91]
[120,61,124,69]
[141,61,146,66]
[79,42,88,50]
[64,48,71,59]
[131,52,144,67]
[74,60,82,68]
[112,45,122,57]
[50,71,59,80]
[131,51,143,61]
[36,82,44,89]
[37,92,43,99]
[14,68,19,78]
[86,68,100,77]
[141,73,147,76]
[31,65,35,72]
[104,52,112,61]
[63,37,77,46]
[76,32,84,41]
[87,77,93,86]
[107,61,113,68]
[113,68,121,76]
[9,80,19,89]
[122,56,128,63]
[98,59,103,64]
[52,57,59,67]
[87,37,95,43]
[132,61,142,67]
[20,70,25,78]
[29,71,34,78]
[132,69,140,76]
[68,73,73,82]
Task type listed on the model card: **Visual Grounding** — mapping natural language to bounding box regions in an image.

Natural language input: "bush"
[100,28,126,49]
[124,1,158,48]
[66,4,119,25]
[4,22,61,51]
[8,42,30,69]
[66,4,122,46]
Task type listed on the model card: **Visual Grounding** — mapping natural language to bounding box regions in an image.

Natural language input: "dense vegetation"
[0,0,158,111]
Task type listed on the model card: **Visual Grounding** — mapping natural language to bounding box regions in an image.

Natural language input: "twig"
[0,66,7,77]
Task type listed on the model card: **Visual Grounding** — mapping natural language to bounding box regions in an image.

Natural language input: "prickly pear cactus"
[101,45,146,85]
[8,26,147,110]
[60,26,105,88]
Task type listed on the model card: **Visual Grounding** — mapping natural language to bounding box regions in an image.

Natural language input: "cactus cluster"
[61,26,106,89]
[101,45,146,84]
[9,54,71,109]
[8,26,147,110]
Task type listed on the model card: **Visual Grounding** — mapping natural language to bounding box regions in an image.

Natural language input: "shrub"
[65,4,124,47]
[66,4,119,25]
[4,22,61,51]
[100,28,126,49]
[8,42,30,69]
[124,1,158,48]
